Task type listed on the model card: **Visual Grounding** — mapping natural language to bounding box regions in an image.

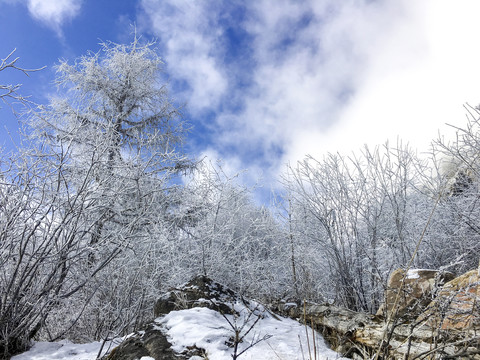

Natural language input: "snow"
[11,339,120,360]
[406,269,420,279]
[406,269,434,279]
[157,300,348,360]
[13,301,348,360]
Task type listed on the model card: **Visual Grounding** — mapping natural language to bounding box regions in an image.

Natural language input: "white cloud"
[214,0,406,176]
[27,0,82,37]
[233,0,480,166]
[140,0,227,112]
[140,0,480,194]
[325,0,480,157]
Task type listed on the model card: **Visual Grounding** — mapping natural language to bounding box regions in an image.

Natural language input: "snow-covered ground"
[13,302,348,360]
[11,339,121,360]
[159,303,347,360]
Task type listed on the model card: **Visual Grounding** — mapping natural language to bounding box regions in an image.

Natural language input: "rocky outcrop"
[376,268,455,320]
[419,269,480,331]
[103,276,264,360]
[154,275,239,317]
[103,323,183,360]
[104,276,228,360]
[104,270,480,360]
[289,268,480,359]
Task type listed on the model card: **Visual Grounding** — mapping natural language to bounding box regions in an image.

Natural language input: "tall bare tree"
[0,37,194,356]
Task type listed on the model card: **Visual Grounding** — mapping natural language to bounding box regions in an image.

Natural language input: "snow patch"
[11,339,119,360]
[406,269,434,279]
[156,301,347,360]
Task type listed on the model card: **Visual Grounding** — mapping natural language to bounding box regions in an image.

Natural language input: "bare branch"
[0,48,45,107]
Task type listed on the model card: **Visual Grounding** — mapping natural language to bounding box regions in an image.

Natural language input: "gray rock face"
[293,268,479,360]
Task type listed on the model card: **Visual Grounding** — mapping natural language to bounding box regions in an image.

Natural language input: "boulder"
[376,268,455,320]
[419,269,480,331]
[297,268,479,359]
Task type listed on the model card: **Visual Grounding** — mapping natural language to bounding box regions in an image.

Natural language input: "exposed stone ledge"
[275,268,480,359]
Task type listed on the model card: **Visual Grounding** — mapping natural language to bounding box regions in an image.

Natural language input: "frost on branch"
[0,37,195,357]
[0,48,44,108]
[31,36,192,177]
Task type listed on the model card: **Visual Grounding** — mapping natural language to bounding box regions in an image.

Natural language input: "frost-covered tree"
[425,106,480,273]
[33,37,195,341]
[283,143,431,312]
[0,37,195,354]
[0,140,113,357]
[171,161,290,300]
[30,36,191,246]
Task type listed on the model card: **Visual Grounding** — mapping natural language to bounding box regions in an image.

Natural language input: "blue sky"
[2,0,480,199]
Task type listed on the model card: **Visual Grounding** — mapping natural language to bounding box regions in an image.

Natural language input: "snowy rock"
[102,323,181,360]
[268,299,300,318]
[104,276,346,360]
[154,275,238,317]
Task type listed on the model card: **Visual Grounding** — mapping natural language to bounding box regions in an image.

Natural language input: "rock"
[419,269,480,331]
[103,322,183,360]
[154,275,240,317]
[376,268,455,320]
[105,276,248,360]
[267,299,300,318]
[297,268,479,359]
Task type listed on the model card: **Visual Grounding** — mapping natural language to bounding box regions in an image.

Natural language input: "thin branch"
[0,48,45,106]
